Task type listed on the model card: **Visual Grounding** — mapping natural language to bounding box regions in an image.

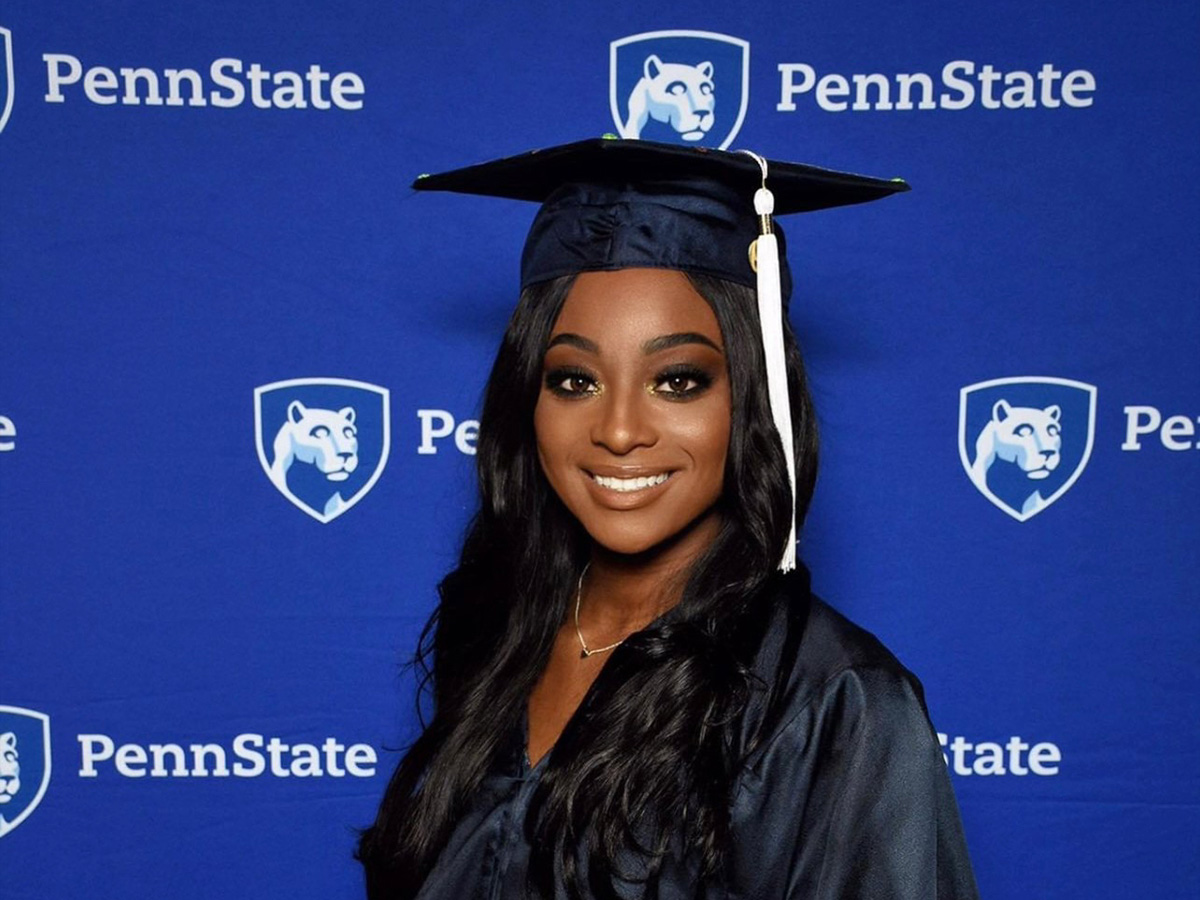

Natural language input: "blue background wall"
[2,1,1197,897]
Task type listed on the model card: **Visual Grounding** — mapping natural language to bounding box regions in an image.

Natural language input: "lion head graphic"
[621,54,715,142]
[970,400,1063,517]
[0,732,20,805]
[269,401,359,518]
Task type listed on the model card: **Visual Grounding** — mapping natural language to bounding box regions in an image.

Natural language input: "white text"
[417,409,479,456]
[77,733,377,778]
[43,54,364,110]
[778,61,1095,113]
[938,733,1061,776]
[1121,405,1200,451]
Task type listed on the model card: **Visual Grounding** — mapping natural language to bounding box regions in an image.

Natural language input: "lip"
[580,466,676,508]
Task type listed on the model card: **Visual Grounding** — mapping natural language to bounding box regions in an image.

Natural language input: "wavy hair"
[358,271,818,899]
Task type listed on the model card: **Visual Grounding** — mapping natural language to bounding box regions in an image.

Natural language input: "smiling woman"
[358,138,979,900]
[534,269,731,563]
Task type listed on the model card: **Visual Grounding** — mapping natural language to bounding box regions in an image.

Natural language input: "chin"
[581,509,721,561]
[584,525,671,557]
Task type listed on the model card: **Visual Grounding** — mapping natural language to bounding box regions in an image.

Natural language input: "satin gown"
[407,569,980,899]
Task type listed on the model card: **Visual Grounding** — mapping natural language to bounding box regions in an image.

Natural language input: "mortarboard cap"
[412,137,908,572]
[412,136,909,303]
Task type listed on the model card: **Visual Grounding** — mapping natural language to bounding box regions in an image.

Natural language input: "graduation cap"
[413,137,908,571]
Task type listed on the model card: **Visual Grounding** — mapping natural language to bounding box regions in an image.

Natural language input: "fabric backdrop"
[2,1,1197,897]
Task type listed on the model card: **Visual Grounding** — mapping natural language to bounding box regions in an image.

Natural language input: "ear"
[697,61,713,79]
[0,732,15,752]
[288,400,307,424]
[644,54,662,80]
[339,406,356,424]
[1045,404,1061,422]
[992,399,1012,422]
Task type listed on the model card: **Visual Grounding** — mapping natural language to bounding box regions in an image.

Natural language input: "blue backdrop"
[2,1,1198,897]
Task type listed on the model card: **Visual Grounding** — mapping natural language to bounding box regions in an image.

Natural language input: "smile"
[588,471,672,493]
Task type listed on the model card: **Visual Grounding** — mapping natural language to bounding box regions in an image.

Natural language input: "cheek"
[704,423,732,485]
[533,396,572,474]
[705,396,733,486]
[532,400,550,469]
[668,398,731,479]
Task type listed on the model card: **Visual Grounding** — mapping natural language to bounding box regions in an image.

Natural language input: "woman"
[360,138,979,899]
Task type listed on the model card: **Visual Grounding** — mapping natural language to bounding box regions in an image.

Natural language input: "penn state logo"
[959,376,1097,521]
[610,30,749,150]
[254,377,390,523]
[0,27,14,135]
[0,706,51,838]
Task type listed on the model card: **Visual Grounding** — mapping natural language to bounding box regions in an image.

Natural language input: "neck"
[581,510,722,635]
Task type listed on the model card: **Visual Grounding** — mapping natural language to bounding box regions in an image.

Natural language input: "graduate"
[359,137,979,900]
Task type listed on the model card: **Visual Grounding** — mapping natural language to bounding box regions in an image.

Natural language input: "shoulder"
[735,567,933,768]
[724,572,981,899]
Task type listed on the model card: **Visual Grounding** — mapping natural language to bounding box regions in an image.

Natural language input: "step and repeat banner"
[1,2,1197,898]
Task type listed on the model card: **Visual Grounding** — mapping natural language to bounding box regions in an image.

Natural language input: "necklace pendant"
[580,648,590,659]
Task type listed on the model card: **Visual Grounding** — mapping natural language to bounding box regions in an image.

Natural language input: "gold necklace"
[573,564,625,659]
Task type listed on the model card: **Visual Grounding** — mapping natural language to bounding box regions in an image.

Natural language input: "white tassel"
[741,153,797,572]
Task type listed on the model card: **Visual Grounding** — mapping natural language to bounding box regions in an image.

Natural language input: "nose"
[1040,449,1056,460]
[337,450,354,461]
[590,384,657,455]
[694,108,710,120]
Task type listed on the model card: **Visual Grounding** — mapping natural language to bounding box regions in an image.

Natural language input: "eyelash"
[544,365,713,400]
[545,366,598,397]
[655,364,713,398]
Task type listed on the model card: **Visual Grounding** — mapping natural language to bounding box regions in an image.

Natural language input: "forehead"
[551,268,722,343]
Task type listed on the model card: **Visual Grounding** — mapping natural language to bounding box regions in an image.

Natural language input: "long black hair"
[358,271,818,899]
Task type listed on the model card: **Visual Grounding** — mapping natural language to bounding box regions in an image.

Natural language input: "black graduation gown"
[412,572,980,899]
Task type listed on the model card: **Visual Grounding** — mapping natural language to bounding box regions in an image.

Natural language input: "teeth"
[592,472,670,492]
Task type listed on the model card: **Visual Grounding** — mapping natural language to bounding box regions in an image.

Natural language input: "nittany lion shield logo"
[959,376,1097,521]
[255,378,391,523]
[0,27,14,135]
[610,30,749,150]
[0,706,51,839]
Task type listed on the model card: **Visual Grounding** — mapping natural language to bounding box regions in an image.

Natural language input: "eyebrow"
[546,333,600,353]
[642,332,723,355]
[545,331,723,356]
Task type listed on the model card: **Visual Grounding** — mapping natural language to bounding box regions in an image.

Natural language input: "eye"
[700,82,713,95]
[310,425,331,439]
[343,427,356,439]
[1013,424,1033,438]
[653,365,712,399]
[666,80,688,95]
[1047,425,1060,437]
[546,367,600,397]
[659,374,699,393]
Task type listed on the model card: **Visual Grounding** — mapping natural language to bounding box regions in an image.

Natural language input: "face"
[534,268,731,559]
